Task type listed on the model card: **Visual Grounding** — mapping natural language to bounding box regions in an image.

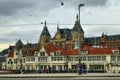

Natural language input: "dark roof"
[0,48,9,56]
[72,15,84,33]
[24,43,38,48]
[15,39,24,48]
[72,20,84,33]
[40,21,51,37]
[107,34,120,41]
[85,37,100,44]
[59,28,72,41]
[85,34,120,44]
[0,56,6,62]
[15,39,24,46]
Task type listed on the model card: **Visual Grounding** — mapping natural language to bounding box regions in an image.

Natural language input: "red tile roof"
[45,43,69,56]
[67,49,78,55]
[8,50,14,58]
[45,43,56,53]
[82,45,91,51]
[55,48,68,56]
[22,48,37,56]
[45,44,119,56]
[88,48,113,55]
[82,45,117,55]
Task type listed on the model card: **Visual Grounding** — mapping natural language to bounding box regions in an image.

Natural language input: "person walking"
[79,63,83,74]
[82,63,86,74]
[45,68,48,73]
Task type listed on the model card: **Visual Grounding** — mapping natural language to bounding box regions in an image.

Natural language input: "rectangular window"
[26,57,30,61]
[38,57,47,62]
[96,56,101,60]
[14,58,17,64]
[23,59,25,63]
[31,57,35,61]
[101,56,106,61]
[74,57,78,61]
[111,56,116,61]
[93,56,101,61]
[113,50,119,55]
[117,56,120,61]
[81,57,86,61]
[40,52,45,56]
[51,56,63,61]
[9,59,12,61]
[54,51,61,56]
[16,53,18,55]
[34,52,38,56]
[68,57,73,61]
[81,50,88,54]
[88,56,92,61]
[53,65,56,71]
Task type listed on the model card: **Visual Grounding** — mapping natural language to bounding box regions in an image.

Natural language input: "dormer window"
[112,50,119,55]
[16,53,18,55]
[81,50,88,54]
[40,51,45,56]
[34,52,38,56]
[54,51,61,56]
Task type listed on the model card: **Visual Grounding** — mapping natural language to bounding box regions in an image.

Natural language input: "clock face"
[56,33,61,39]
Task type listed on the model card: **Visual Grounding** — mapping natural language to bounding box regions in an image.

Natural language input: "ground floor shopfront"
[20,62,118,73]
[5,62,120,73]
[6,55,120,73]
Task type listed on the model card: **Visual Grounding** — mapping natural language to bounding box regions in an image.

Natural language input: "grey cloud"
[0,0,59,16]
[0,0,108,16]
[84,25,111,37]
[0,0,119,45]
[0,0,38,16]
[64,0,107,7]
[80,0,107,6]
[0,0,59,26]
[0,0,108,22]
[0,26,42,43]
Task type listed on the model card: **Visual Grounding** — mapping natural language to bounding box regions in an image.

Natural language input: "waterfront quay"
[1,73,120,80]
[0,73,120,78]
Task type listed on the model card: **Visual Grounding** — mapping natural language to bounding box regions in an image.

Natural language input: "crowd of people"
[38,63,86,74]
[78,63,86,74]
[38,67,52,73]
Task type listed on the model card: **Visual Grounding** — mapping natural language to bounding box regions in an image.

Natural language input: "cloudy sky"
[0,0,120,51]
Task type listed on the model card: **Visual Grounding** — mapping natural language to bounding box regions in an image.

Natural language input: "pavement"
[0,73,120,78]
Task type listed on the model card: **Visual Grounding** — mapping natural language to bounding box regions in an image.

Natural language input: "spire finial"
[27,40,29,44]
[102,32,104,37]
[57,23,59,32]
[45,20,47,27]
[76,14,78,21]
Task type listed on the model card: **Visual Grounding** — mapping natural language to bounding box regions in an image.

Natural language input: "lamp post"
[78,4,84,64]
[78,4,84,23]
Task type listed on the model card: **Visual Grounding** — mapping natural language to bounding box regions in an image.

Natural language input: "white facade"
[6,47,120,73]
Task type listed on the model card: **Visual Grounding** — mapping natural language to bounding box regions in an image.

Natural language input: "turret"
[71,14,84,47]
[38,21,51,47]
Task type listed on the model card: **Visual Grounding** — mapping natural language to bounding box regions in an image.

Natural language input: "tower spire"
[45,20,47,27]
[57,23,59,33]
[76,14,79,21]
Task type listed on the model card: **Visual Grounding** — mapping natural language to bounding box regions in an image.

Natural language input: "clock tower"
[38,21,51,48]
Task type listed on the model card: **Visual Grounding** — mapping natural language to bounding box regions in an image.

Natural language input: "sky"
[0,0,120,51]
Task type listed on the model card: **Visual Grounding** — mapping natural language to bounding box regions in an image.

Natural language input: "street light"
[78,4,84,64]
[78,4,84,23]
